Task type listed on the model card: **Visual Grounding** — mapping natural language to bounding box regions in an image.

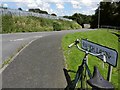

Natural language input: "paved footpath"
[2,34,67,88]
[2,29,96,88]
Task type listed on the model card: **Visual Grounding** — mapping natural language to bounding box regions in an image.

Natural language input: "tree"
[29,9,35,12]
[51,13,57,16]
[63,16,70,18]
[0,4,7,9]
[90,1,120,28]
[63,13,91,27]
[18,8,22,11]
[28,8,48,14]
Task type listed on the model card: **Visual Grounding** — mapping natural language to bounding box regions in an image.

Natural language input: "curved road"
[2,29,96,88]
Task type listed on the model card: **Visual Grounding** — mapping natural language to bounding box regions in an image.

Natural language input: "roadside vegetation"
[62,29,119,88]
[90,2,120,28]
[1,15,81,33]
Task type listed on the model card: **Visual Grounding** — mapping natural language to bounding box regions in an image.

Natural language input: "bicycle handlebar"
[68,39,80,48]
[68,42,75,48]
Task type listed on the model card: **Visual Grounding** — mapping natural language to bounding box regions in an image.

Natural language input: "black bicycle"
[63,39,114,90]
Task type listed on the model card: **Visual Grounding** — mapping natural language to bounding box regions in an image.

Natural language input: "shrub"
[53,21,62,31]
[70,22,82,29]
[2,15,14,33]
[2,15,82,33]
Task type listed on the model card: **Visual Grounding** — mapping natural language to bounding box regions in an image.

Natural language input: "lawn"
[62,29,119,88]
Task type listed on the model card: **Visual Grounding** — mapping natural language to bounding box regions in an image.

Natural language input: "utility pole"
[98,3,100,28]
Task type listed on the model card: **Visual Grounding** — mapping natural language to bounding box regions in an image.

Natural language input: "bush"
[53,21,62,31]
[2,15,14,33]
[2,15,82,33]
[70,22,82,29]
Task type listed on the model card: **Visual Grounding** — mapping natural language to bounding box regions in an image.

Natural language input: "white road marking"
[10,36,43,42]
[10,38,24,41]
[0,36,42,74]
[34,36,43,38]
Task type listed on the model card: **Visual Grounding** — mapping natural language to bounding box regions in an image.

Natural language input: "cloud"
[27,3,38,8]
[1,0,66,2]
[1,0,25,2]
[15,1,51,11]
[71,0,82,9]
[0,3,8,7]
[91,7,98,11]
[81,10,94,15]
[55,3,64,9]
[38,2,50,12]
[1,0,102,15]
[73,5,82,9]
[81,0,92,6]
[71,0,79,5]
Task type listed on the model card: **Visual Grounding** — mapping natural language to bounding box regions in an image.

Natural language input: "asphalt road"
[2,29,97,88]
[2,32,51,62]
[2,29,95,62]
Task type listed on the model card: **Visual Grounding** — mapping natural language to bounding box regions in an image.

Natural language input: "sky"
[0,0,106,16]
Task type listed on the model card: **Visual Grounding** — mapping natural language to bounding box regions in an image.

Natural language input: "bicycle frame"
[64,39,105,89]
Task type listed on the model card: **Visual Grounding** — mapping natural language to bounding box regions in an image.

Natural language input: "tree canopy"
[28,8,48,14]
[51,13,57,16]
[63,13,91,27]
[18,8,22,11]
[90,1,120,28]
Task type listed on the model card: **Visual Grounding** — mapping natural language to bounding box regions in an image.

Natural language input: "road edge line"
[0,38,39,74]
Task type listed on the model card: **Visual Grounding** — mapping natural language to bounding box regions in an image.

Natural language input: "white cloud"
[81,9,95,15]
[40,2,50,12]
[1,0,25,2]
[72,10,80,14]
[91,7,98,11]
[71,0,79,5]
[1,0,67,2]
[27,3,38,8]
[36,0,42,3]
[0,3,8,7]
[27,0,36,4]
[48,8,56,14]
[81,0,92,6]
[71,0,81,9]
[56,3,64,9]
[56,9,66,16]
[15,1,51,11]
[1,0,102,15]
[73,4,82,9]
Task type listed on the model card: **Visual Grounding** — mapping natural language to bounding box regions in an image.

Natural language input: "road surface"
[1,29,96,88]
[2,29,96,62]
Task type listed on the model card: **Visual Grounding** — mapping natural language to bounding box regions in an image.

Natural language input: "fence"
[0,8,72,21]
[101,25,120,30]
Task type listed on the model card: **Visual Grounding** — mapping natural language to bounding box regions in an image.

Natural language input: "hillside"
[2,15,82,33]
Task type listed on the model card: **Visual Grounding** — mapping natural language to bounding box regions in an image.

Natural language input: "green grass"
[1,57,12,68]
[62,29,119,88]
[1,15,82,33]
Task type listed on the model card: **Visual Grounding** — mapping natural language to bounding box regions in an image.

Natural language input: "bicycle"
[63,39,114,90]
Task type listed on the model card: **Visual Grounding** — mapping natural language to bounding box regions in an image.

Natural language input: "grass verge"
[62,29,119,88]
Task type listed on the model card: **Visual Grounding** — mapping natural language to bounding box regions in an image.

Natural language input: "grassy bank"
[62,29,119,88]
[2,15,81,33]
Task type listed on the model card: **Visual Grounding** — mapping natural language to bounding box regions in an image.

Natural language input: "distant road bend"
[2,29,96,88]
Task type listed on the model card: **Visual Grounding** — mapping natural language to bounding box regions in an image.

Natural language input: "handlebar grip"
[68,39,80,48]
[68,43,75,48]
